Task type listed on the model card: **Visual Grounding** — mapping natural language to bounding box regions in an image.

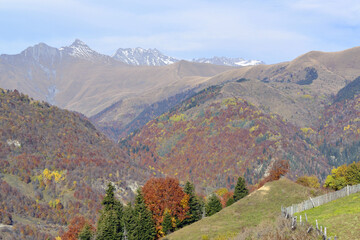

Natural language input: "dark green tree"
[133,189,156,240]
[181,181,202,226]
[96,183,123,240]
[78,223,93,240]
[233,176,248,202]
[102,183,116,210]
[205,194,222,216]
[162,210,173,235]
[123,203,137,240]
[226,197,235,207]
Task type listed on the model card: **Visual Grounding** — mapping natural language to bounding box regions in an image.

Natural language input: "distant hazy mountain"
[0,39,114,105]
[0,40,232,140]
[193,56,263,66]
[3,39,360,143]
[113,47,179,66]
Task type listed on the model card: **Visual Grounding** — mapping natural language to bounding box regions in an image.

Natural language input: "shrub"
[296,175,320,188]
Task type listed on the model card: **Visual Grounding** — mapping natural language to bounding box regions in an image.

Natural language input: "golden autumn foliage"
[296,175,320,188]
[324,162,360,190]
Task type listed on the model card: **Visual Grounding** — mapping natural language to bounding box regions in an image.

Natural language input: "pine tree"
[102,183,116,211]
[78,223,93,240]
[96,183,123,240]
[205,194,222,216]
[182,181,202,226]
[133,189,156,240]
[161,210,173,235]
[233,176,248,202]
[123,203,137,240]
[226,197,235,207]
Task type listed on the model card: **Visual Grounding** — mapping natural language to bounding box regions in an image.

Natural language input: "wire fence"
[281,184,360,217]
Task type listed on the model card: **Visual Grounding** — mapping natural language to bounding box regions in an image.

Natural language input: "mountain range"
[0,40,236,140]
[1,40,360,239]
[112,47,263,67]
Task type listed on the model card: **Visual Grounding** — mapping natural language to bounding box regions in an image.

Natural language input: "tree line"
[61,176,248,240]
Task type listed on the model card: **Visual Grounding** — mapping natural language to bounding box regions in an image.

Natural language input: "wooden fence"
[289,214,338,240]
[281,184,360,217]
[281,184,360,239]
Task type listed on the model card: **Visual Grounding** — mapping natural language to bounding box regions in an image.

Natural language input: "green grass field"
[167,178,324,240]
[295,191,360,240]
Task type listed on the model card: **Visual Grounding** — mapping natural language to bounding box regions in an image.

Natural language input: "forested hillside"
[0,89,151,239]
[121,85,329,193]
[317,92,360,166]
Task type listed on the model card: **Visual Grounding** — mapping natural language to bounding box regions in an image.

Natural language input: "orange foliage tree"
[258,160,290,188]
[61,216,94,240]
[142,177,189,233]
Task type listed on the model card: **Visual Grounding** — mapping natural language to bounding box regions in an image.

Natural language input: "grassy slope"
[167,178,322,240]
[295,192,360,240]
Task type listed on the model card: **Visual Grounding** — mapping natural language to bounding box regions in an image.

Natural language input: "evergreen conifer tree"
[102,183,116,210]
[96,183,123,240]
[78,223,93,240]
[133,189,156,240]
[233,176,248,202]
[123,203,137,240]
[226,197,235,207]
[162,210,173,235]
[182,181,202,226]
[205,194,222,216]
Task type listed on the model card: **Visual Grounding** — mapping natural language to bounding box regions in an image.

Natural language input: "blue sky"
[1,0,360,63]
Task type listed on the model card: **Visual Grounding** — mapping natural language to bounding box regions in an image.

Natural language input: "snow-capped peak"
[113,47,179,66]
[59,39,101,60]
[71,39,87,47]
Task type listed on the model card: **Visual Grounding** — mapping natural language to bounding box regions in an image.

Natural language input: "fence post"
[291,217,297,230]
[310,197,315,208]
[316,220,318,230]
[305,213,308,222]
[324,227,327,239]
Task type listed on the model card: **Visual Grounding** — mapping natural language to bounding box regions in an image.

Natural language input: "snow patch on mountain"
[193,56,263,67]
[46,85,58,105]
[113,47,179,66]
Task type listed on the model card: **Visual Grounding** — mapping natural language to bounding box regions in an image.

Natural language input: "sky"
[1,0,360,63]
